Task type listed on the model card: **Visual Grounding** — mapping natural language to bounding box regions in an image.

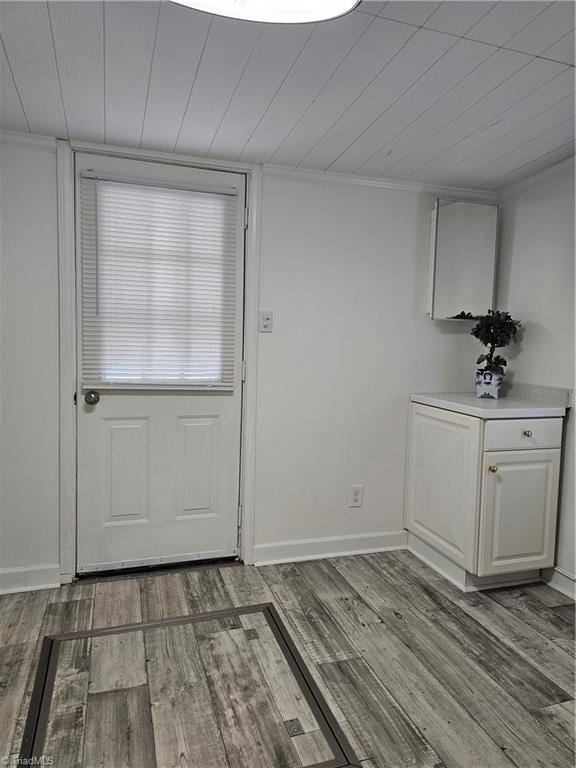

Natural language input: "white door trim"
[57,142,261,579]
[57,140,77,583]
[239,165,262,565]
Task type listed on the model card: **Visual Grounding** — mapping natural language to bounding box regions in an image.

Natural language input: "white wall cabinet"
[405,395,565,586]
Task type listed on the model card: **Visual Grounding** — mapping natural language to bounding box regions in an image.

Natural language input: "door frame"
[57,140,262,582]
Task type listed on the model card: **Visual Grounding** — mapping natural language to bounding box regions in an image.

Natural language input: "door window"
[80,177,239,390]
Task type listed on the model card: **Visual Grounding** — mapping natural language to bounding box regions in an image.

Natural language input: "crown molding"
[263,163,498,202]
[497,155,575,200]
[0,129,57,152]
[0,132,503,203]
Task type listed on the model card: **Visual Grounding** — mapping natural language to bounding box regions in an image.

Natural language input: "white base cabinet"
[405,396,565,584]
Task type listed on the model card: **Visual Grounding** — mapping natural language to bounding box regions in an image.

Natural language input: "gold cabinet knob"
[488,465,498,473]
[523,430,533,437]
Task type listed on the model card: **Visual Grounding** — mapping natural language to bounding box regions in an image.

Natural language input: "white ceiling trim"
[0,131,496,198]
[3,129,570,203]
[263,163,498,200]
[0,128,56,152]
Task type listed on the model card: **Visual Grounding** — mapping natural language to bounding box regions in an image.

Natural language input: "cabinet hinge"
[73,392,77,405]
[244,207,249,230]
[241,360,246,382]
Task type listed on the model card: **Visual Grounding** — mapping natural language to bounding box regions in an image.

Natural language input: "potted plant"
[471,310,521,399]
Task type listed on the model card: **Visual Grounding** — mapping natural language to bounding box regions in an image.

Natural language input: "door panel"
[76,154,245,572]
[177,416,215,516]
[477,449,560,576]
[105,418,149,521]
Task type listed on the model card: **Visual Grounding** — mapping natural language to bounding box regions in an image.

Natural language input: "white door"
[75,154,246,573]
[477,449,561,576]
[405,404,483,572]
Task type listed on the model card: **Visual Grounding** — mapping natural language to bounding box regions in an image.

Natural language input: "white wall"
[0,138,61,590]
[253,171,474,562]
[3,137,571,589]
[497,159,575,582]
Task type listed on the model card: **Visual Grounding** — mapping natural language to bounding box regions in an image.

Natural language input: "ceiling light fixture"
[170,0,360,24]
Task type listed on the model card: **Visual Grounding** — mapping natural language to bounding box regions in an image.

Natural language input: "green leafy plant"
[450,311,476,320]
[471,310,521,376]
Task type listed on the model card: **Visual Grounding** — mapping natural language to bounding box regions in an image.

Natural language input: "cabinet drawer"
[484,418,562,451]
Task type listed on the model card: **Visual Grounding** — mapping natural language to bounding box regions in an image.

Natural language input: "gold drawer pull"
[489,465,498,473]
[523,430,533,438]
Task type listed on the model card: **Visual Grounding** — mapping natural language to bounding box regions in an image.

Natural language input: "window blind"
[80,176,239,390]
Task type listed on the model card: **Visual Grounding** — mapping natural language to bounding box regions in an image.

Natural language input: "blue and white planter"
[475,369,503,399]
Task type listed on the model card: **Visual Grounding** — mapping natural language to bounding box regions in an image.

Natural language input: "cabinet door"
[405,404,483,572]
[477,449,560,576]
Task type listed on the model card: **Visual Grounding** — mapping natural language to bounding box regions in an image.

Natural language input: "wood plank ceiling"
[0,1,573,189]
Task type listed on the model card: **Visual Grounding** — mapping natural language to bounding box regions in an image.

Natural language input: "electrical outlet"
[348,485,363,508]
[258,310,273,332]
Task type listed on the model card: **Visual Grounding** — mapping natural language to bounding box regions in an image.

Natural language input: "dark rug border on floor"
[20,602,361,768]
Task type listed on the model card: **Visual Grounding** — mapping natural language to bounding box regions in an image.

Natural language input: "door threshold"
[75,555,240,583]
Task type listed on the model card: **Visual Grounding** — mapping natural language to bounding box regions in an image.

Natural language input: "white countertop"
[410,392,566,419]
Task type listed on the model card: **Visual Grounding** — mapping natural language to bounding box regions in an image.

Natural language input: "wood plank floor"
[0,551,574,768]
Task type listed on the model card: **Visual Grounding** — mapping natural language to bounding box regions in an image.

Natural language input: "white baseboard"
[3,538,570,601]
[253,530,408,566]
[407,533,540,592]
[0,563,61,595]
[541,566,576,599]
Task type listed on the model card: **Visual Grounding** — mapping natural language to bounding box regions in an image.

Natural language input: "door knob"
[84,390,100,405]
[488,465,498,473]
